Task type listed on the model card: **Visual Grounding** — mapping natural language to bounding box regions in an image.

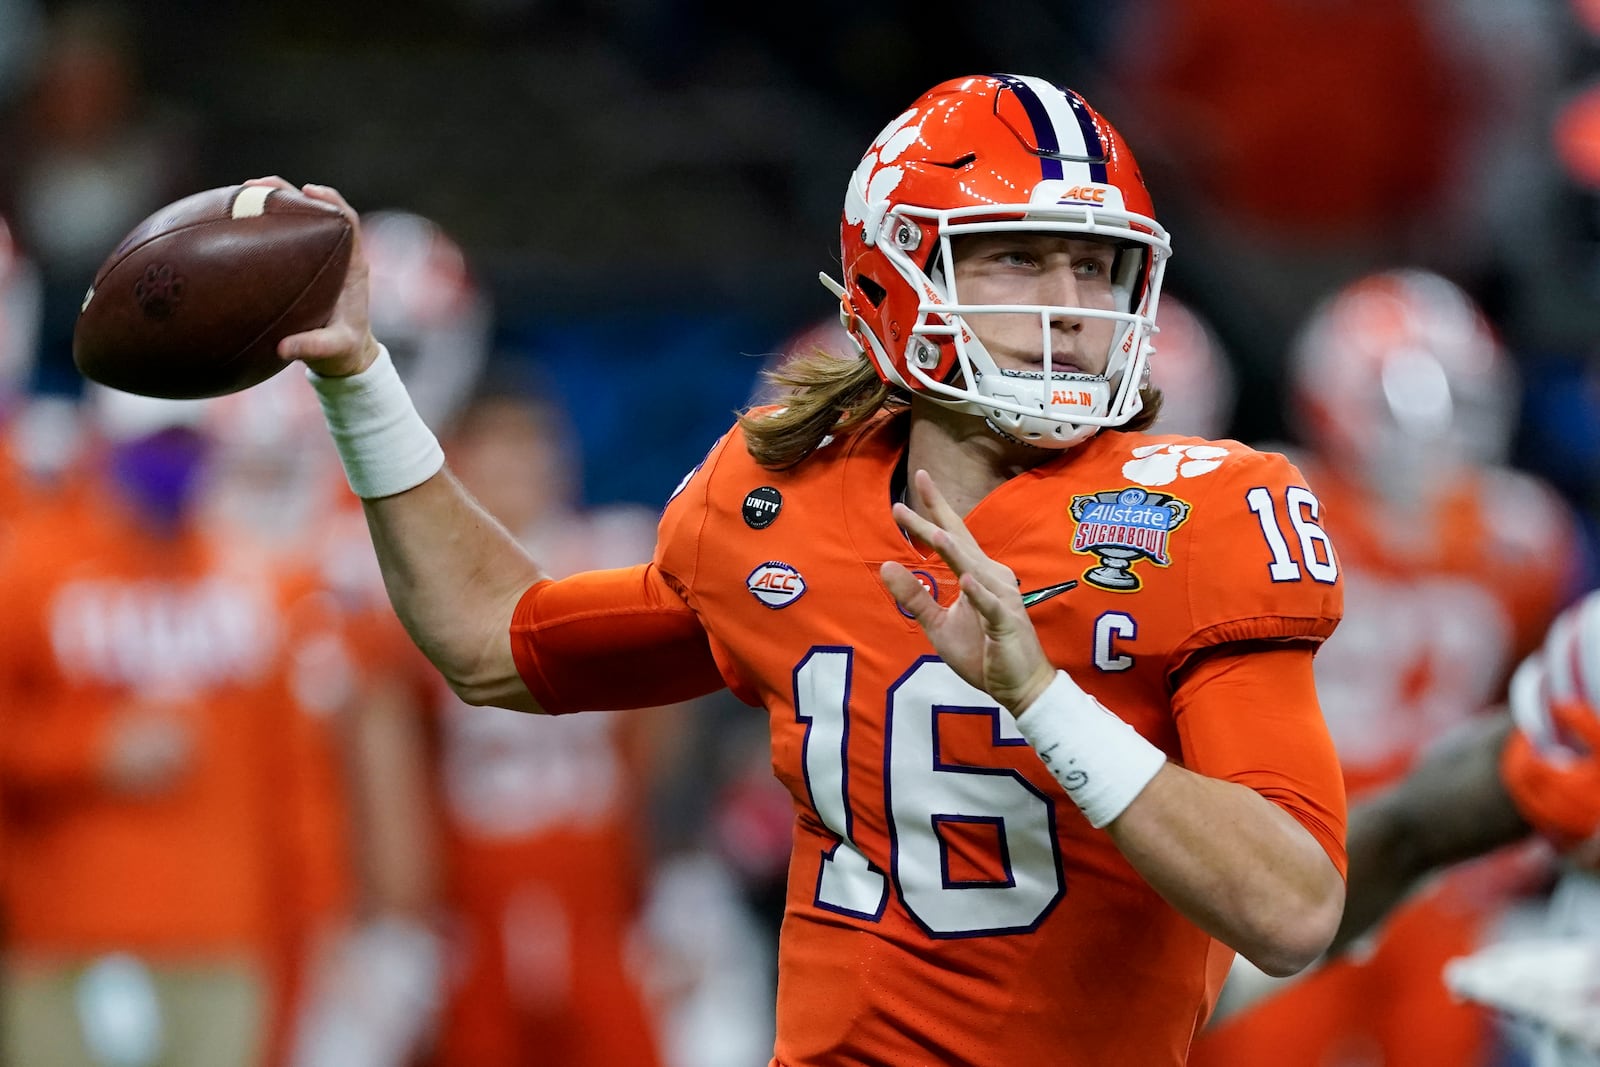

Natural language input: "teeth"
[998,367,1094,380]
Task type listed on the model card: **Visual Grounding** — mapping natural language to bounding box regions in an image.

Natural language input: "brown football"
[73,184,352,399]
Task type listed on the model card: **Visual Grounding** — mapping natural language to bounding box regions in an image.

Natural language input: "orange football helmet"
[828,74,1172,449]
[1289,269,1518,504]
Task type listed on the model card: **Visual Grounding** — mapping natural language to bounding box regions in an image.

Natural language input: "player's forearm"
[362,468,545,712]
[1332,714,1524,954]
[1107,763,1345,977]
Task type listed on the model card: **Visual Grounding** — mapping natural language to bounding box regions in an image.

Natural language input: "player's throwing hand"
[242,176,379,379]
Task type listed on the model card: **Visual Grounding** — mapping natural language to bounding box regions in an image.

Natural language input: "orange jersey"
[0,486,349,958]
[517,412,1346,1066]
[1298,460,1584,797]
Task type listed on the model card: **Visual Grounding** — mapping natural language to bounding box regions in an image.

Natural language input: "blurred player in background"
[1144,293,1236,441]
[198,367,446,1067]
[362,210,492,432]
[0,388,360,1067]
[1338,586,1600,1065]
[0,1,198,392]
[1192,268,1589,1067]
[204,209,506,1066]
[422,379,679,1067]
[338,211,697,1067]
[1217,586,1600,1065]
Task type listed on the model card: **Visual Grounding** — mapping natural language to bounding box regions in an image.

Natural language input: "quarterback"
[254,74,1348,1065]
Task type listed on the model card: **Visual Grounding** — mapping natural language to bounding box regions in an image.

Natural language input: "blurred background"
[0,0,1591,518]
[4,1,1600,1066]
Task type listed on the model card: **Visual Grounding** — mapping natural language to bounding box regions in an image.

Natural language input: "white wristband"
[307,344,445,499]
[1015,671,1167,828]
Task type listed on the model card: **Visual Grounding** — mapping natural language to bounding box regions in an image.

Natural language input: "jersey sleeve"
[508,427,751,714]
[1172,641,1349,876]
[509,564,725,714]
[653,425,741,598]
[650,425,763,705]
[1170,448,1343,671]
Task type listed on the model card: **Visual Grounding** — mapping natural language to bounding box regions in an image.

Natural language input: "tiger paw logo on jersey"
[1121,443,1230,487]
[1070,487,1192,591]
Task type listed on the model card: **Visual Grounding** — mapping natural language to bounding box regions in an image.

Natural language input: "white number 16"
[1245,486,1337,584]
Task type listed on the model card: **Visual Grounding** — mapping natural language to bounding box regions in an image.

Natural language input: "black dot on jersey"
[742,486,783,529]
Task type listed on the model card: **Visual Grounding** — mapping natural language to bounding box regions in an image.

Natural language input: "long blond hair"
[739,348,904,469]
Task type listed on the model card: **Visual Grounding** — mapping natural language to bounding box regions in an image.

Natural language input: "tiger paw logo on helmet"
[1121,443,1229,486]
[846,109,927,230]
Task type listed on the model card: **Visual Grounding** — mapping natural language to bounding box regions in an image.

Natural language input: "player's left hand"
[882,469,1056,716]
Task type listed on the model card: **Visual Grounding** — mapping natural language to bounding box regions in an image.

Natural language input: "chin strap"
[818,273,859,336]
[983,416,1099,451]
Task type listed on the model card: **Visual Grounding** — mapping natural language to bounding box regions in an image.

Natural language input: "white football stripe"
[231,186,272,219]
[1013,74,1094,186]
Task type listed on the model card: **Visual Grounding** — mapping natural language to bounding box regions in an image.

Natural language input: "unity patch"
[742,486,783,529]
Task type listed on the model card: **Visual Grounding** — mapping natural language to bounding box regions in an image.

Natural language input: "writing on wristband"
[307,343,445,499]
[1015,671,1167,828]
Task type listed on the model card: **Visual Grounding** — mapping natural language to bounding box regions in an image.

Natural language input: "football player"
[1211,587,1600,1064]
[254,73,1349,1065]
[1190,269,1589,1067]
[0,388,360,1067]
[198,363,449,1067]
[1145,293,1237,441]
[423,383,678,1067]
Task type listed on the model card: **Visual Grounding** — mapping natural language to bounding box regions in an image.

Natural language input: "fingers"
[891,500,945,554]
[909,469,983,555]
[892,500,991,587]
[236,178,372,375]
[278,324,356,362]
[958,571,1009,630]
[891,485,984,575]
[891,470,1020,605]
[241,177,361,231]
[299,182,362,231]
[881,561,940,624]
[243,175,296,191]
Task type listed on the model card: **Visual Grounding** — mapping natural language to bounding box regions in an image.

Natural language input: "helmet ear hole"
[857,276,888,308]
